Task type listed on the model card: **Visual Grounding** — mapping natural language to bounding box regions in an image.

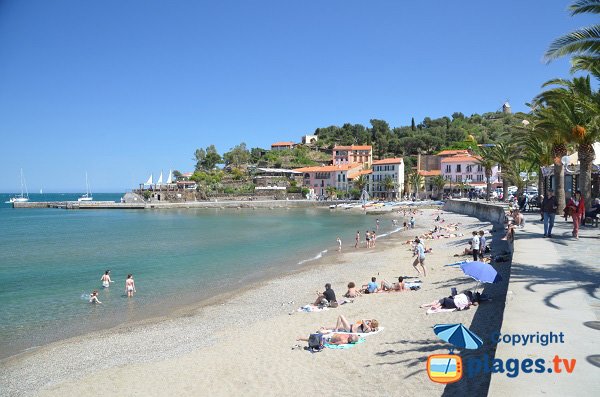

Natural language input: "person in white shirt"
[470,231,480,262]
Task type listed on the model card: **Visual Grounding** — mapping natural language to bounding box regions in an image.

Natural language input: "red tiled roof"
[333,145,372,151]
[440,155,482,163]
[418,170,441,176]
[348,169,373,178]
[437,149,469,157]
[372,157,403,165]
[295,163,363,173]
[271,141,295,147]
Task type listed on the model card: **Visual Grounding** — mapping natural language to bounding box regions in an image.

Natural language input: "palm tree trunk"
[538,170,543,196]
[579,144,595,208]
[485,170,492,201]
[502,178,508,202]
[554,163,566,215]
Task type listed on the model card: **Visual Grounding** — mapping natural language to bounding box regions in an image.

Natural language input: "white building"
[368,158,404,200]
[301,135,318,145]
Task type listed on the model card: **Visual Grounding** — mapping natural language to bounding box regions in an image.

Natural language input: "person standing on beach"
[478,231,486,261]
[336,236,342,251]
[470,231,480,262]
[101,270,113,288]
[365,230,370,248]
[355,231,360,248]
[125,274,136,298]
[541,189,558,238]
[371,230,377,247]
[412,238,427,277]
[376,218,380,231]
[410,216,415,229]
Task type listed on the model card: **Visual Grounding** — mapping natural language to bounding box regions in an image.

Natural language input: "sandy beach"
[0,209,509,397]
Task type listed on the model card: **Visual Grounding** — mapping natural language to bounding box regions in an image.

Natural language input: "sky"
[0,0,596,192]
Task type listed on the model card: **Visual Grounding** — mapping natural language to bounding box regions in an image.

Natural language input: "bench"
[584,216,599,227]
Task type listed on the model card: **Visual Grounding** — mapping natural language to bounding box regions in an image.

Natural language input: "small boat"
[9,169,29,203]
[78,172,93,201]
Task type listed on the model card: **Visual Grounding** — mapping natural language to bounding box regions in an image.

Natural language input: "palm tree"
[383,175,397,200]
[476,147,498,201]
[513,130,554,194]
[353,174,368,192]
[533,76,600,209]
[431,175,447,199]
[408,172,424,198]
[325,186,338,200]
[545,0,600,78]
[485,143,520,201]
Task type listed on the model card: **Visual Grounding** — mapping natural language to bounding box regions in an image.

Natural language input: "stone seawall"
[443,199,507,224]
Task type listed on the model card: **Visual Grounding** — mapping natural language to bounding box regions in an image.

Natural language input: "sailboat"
[78,172,93,201]
[9,169,30,203]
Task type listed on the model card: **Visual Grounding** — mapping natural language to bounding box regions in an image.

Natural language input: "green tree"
[194,145,222,171]
[411,117,416,131]
[326,186,337,199]
[353,174,368,192]
[408,172,424,198]
[223,142,251,168]
[383,175,397,200]
[431,175,447,199]
[486,143,520,201]
[477,147,499,201]
[545,0,600,78]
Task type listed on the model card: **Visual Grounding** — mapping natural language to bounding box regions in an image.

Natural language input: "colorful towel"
[426,307,456,315]
[325,338,366,349]
[297,305,328,313]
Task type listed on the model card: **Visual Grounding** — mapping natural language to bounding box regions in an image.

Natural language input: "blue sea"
[0,193,401,359]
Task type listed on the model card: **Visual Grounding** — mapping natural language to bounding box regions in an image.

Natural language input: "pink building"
[332,145,373,168]
[295,163,363,197]
[440,154,500,189]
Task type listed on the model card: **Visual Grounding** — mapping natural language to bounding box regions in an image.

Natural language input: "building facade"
[295,164,363,197]
[332,145,373,168]
[271,142,295,151]
[440,155,499,189]
[368,158,405,200]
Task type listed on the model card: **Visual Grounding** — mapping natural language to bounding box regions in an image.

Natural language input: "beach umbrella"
[434,323,483,350]
[459,261,502,284]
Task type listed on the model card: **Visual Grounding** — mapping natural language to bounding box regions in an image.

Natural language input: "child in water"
[89,290,102,304]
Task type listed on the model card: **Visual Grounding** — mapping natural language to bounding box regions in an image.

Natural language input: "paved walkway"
[488,212,600,396]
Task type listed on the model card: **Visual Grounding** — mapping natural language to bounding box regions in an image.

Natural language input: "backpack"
[307,333,324,352]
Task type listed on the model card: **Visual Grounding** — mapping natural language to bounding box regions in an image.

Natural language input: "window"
[391,165,394,171]
[456,165,462,172]
[466,165,472,172]
[456,175,462,182]
[445,164,451,173]
[466,174,473,180]
[477,165,482,172]
[337,174,341,182]
[477,175,484,182]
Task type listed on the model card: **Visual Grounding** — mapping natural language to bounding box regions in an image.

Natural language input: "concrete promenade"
[488,211,600,396]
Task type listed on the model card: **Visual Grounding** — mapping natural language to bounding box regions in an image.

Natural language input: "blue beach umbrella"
[459,261,502,284]
[434,323,483,350]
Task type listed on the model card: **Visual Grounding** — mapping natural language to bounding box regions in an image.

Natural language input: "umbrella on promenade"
[434,323,483,350]
[459,261,502,284]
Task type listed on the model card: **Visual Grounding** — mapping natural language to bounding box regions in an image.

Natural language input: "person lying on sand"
[420,291,479,311]
[380,276,405,292]
[344,282,361,298]
[297,333,359,345]
[321,315,379,333]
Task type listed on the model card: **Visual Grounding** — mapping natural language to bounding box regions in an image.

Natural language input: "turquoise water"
[0,194,398,359]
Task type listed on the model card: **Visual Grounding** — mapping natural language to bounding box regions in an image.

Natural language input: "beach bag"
[307,333,324,352]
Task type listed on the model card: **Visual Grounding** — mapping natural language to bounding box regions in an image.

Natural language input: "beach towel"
[445,260,467,267]
[325,338,366,349]
[426,307,456,315]
[297,305,328,313]
[405,282,422,289]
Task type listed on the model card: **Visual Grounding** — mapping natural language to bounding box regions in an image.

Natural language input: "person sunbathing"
[344,282,361,298]
[322,314,379,333]
[420,291,479,311]
[380,276,405,292]
[297,333,359,345]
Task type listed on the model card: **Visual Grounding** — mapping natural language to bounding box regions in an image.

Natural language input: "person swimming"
[89,290,102,304]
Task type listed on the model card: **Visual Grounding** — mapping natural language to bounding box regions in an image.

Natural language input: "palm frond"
[569,0,600,15]
[545,25,600,60]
